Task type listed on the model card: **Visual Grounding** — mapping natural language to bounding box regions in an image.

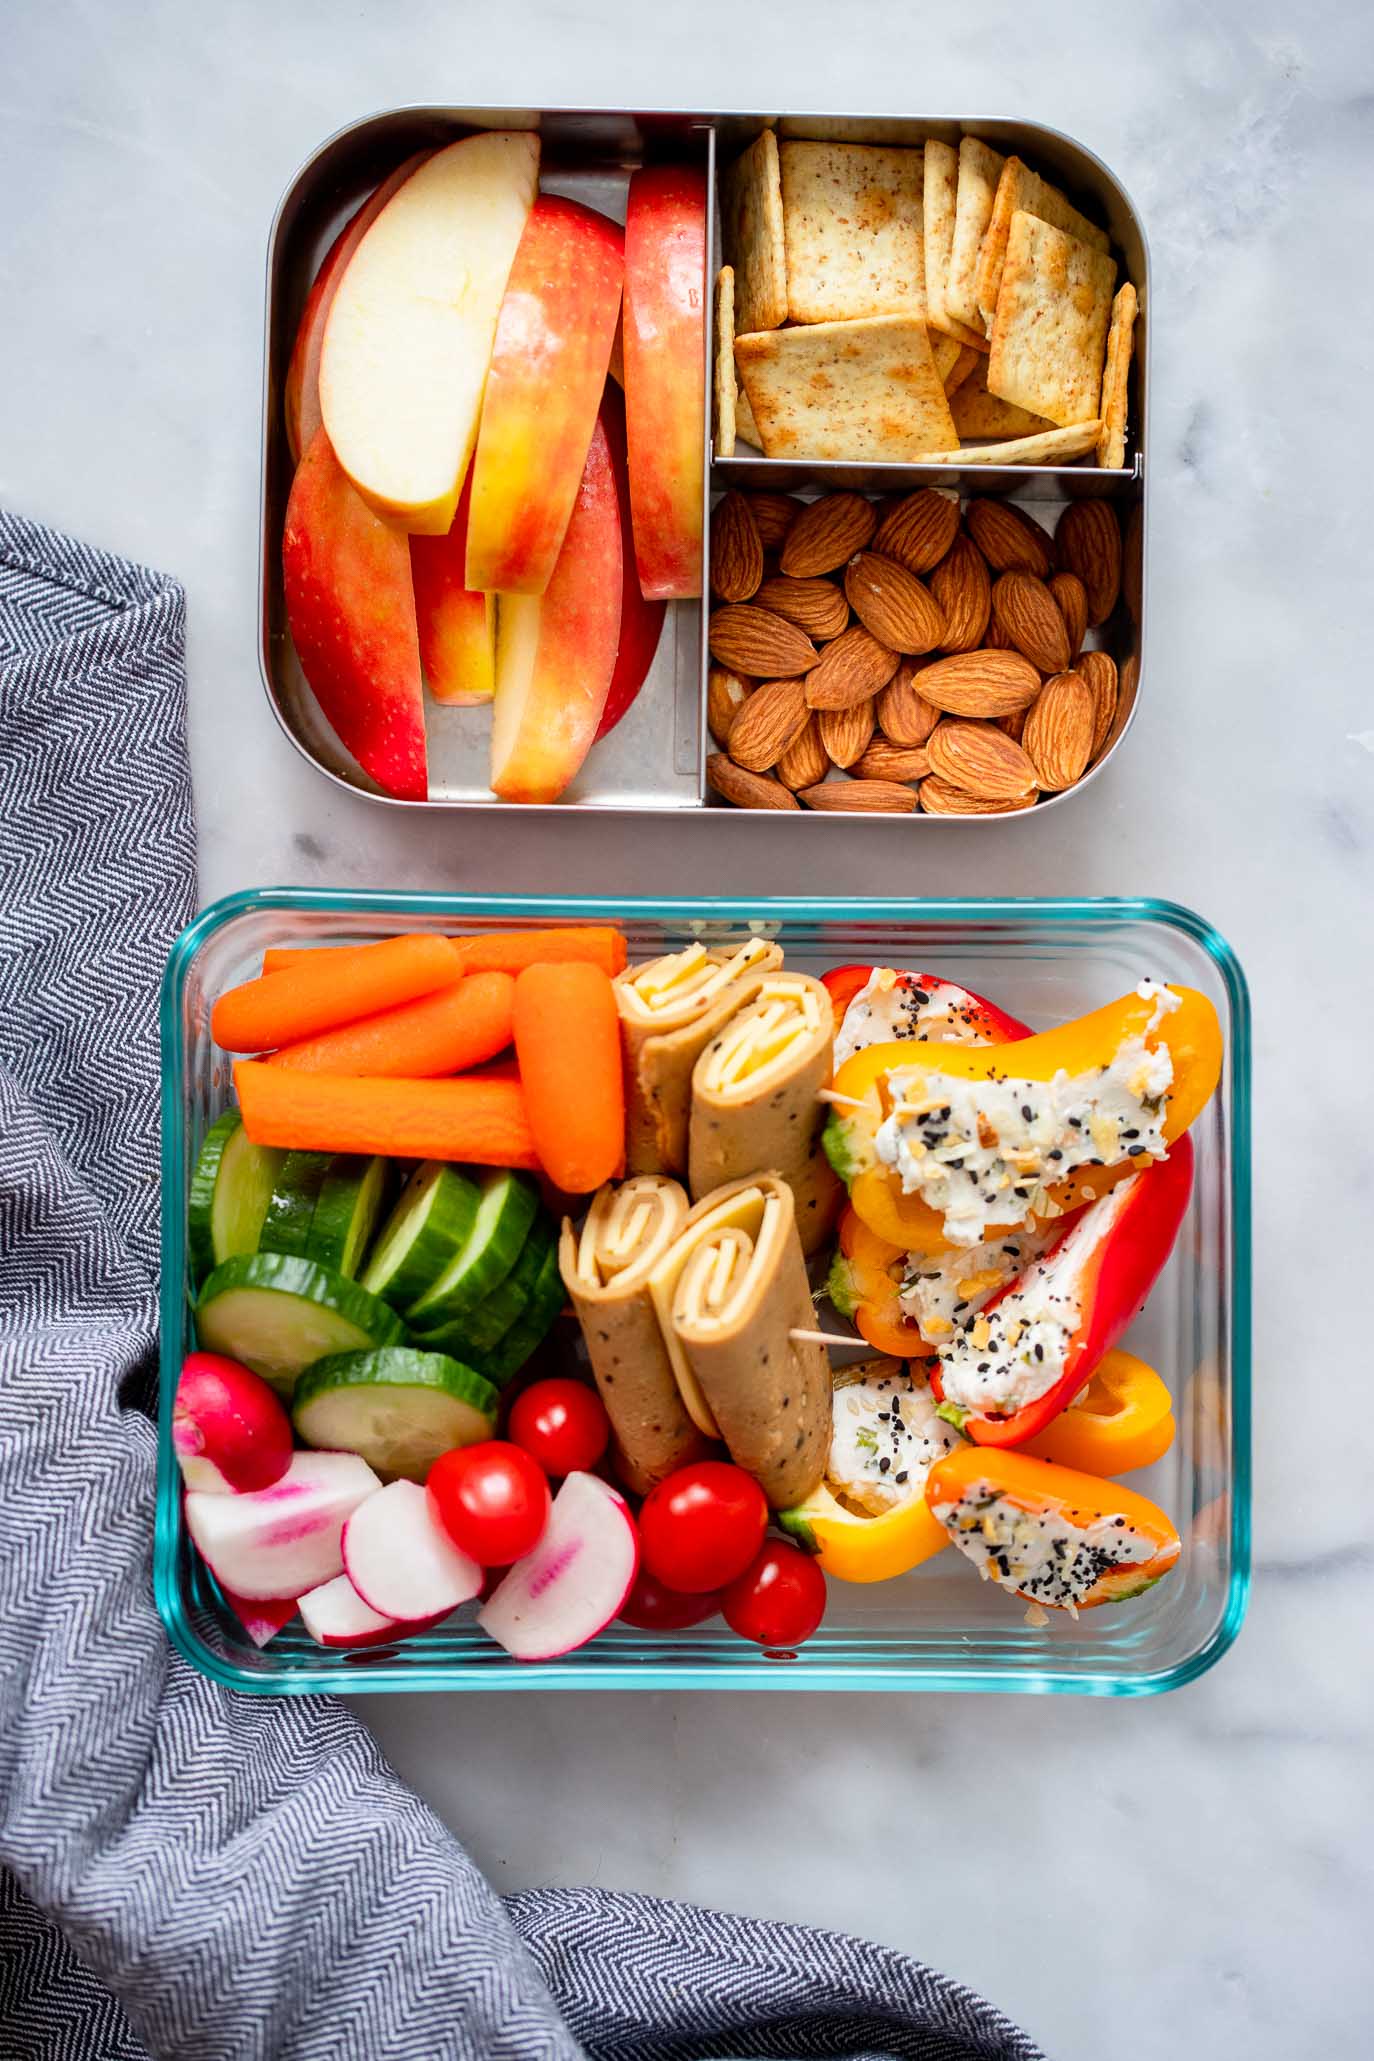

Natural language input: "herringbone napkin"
[0,508,1042,2061]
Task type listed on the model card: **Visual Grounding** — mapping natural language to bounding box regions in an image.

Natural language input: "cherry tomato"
[618,1569,724,1631]
[508,1378,610,1477]
[639,1461,768,1593]
[722,1539,827,1648]
[426,1442,551,1567]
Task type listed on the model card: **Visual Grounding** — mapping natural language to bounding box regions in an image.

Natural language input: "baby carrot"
[213,934,463,1053]
[234,1061,540,1168]
[261,925,627,980]
[512,961,625,1194]
[266,970,514,1077]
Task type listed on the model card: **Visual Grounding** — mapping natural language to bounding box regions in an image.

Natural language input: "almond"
[926,718,1038,801]
[804,625,900,710]
[709,492,764,602]
[708,605,818,679]
[916,650,1043,719]
[843,552,946,655]
[754,575,850,641]
[818,700,875,769]
[965,498,1054,577]
[775,716,831,791]
[1021,670,1095,790]
[919,775,1038,816]
[746,491,803,552]
[928,534,992,652]
[1049,572,1088,662]
[780,492,877,577]
[1101,652,1138,759]
[707,666,754,747]
[726,675,810,772]
[1054,501,1121,624]
[1079,649,1120,760]
[997,708,1028,743]
[800,779,918,814]
[871,488,961,574]
[983,613,1016,650]
[854,741,932,782]
[707,752,801,810]
[991,572,1071,675]
[876,662,940,746]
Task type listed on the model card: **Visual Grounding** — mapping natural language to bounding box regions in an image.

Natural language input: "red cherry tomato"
[722,1539,827,1649]
[639,1461,768,1594]
[618,1569,724,1631]
[426,1442,551,1567]
[508,1378,610,1477]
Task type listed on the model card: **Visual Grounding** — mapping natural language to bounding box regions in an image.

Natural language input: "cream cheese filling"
[930,1478,1157,1614]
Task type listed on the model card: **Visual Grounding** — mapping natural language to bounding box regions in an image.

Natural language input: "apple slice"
[283,153,429,465]
[283,427,428,799]
[594,383,666,741]
[489,415,622,803]
[622,166,707,600]
[319,131,539,535]
[478,1472,639,1660]
[410,473,495,705]
[185,1450,380,1601]
[342,1480,483,1622]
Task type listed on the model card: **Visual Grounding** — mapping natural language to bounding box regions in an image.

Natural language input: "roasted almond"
[709,492,764,602]
[1101,652,1138,759]
[876,661,940,747]
[983,613,1016,650]
[708,604,818,679]
[707,752,801,810]
[780,492,877,577]
[919,775,1038,816]
[854,741,932,782]
[818,700,875,769]
[997,708,1028,743]
[775,716,831,791]
[916,649,1043,718]
[1049,572,1088,662]
[928,534,992,652]
[755,574,850,641]
[992,572,1071,675]
[800,778,918,814]
[926,718,1039,801]
[1022,670,1095,790]
[1055,501,1122,624]
[746,491,803,552]
[965,498,1054,577]
[804,625,900,711]
[726,675,810,772]
[707,666,754,747]
[1079,649,1120,760]
[843,552,946,656]
[871,488,961,574]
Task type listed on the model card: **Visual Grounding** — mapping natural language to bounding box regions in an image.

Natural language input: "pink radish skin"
[478,1472,639,1661]
[186,1450,379,1600]
[343,1480,483,1623]
[298,1575,453,1650]
[221,1589,297,1648]
[173,1351,294,1494]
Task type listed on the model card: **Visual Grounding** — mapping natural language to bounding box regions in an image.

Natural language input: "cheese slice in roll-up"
[650,1174,830,1508]
[559,1175,714,1495]
[615,936,783,1176]
[688,971,841,1256]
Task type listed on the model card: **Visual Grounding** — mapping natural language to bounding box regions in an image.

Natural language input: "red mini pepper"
[821,966,1032,1046]
[930,1134,1194,1447]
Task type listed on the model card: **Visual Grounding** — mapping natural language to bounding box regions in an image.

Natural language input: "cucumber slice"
[360,1161,480,1310]
[406,1169,538,1332]
[469,1240,567,1387]
[259,1151,331,1259]
[293,1348,498,1482]
[421,1221,554,1357]
[195,1253,403,1397]
[187,1113,285,1285]
[307,1155,392,1279]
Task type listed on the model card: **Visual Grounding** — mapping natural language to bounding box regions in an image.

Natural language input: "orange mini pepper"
[1019,1349,1175,1476]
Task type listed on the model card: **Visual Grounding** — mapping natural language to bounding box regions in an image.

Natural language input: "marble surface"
[4,3,1372,2055]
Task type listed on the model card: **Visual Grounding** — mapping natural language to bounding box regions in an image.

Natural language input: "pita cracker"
[973,157,1110,332]
[917,420,1102,466]
[720,130,788,333]
[713,267,737,457]
[736,371,761,449]
[951,355,1054,439]
[923,139,989,350]
[1096,281,1138,468]
[942,344,981,397]
[944,136,1004,333]
[779,140,925,323]
[987,213,1116,427]
[931,333,964,386]
[734,315,957,462]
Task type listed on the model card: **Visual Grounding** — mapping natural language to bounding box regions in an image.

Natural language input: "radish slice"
[173,1351,294,1493]
[299,1574,405,1648]
[342,1479,482,1622]
[221,1589,297,1648]
[478,1471,639,1661]
[185,1450,379,1600]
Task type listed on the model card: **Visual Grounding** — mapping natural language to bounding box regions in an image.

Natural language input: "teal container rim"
[157,890,1251,1697]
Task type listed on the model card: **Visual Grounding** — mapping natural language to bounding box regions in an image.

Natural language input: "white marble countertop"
[4,3,1372,2055]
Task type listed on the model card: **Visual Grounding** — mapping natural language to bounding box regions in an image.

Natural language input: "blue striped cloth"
[0,508,1042,2061]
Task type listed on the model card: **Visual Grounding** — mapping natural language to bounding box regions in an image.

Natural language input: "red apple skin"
[594,384,666,741]
[283,154,429,465]
[622,166,707,601]
[409,473,495,705]
[466,196,624,596]
[490,416,622,804]
[283,428,428,800]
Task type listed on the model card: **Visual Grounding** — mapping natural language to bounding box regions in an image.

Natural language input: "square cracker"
[923,139,989,350]
[917,421,1102,466]
[951,355,1054,439]
[987,212,1117,427]
[1096,281,1138,468]
[720,130,788,333]
[944,136,1004,333]
[973,157,1110,332]
[713,267,737,457]
[734,315,957,462]
[779,140,925,323]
